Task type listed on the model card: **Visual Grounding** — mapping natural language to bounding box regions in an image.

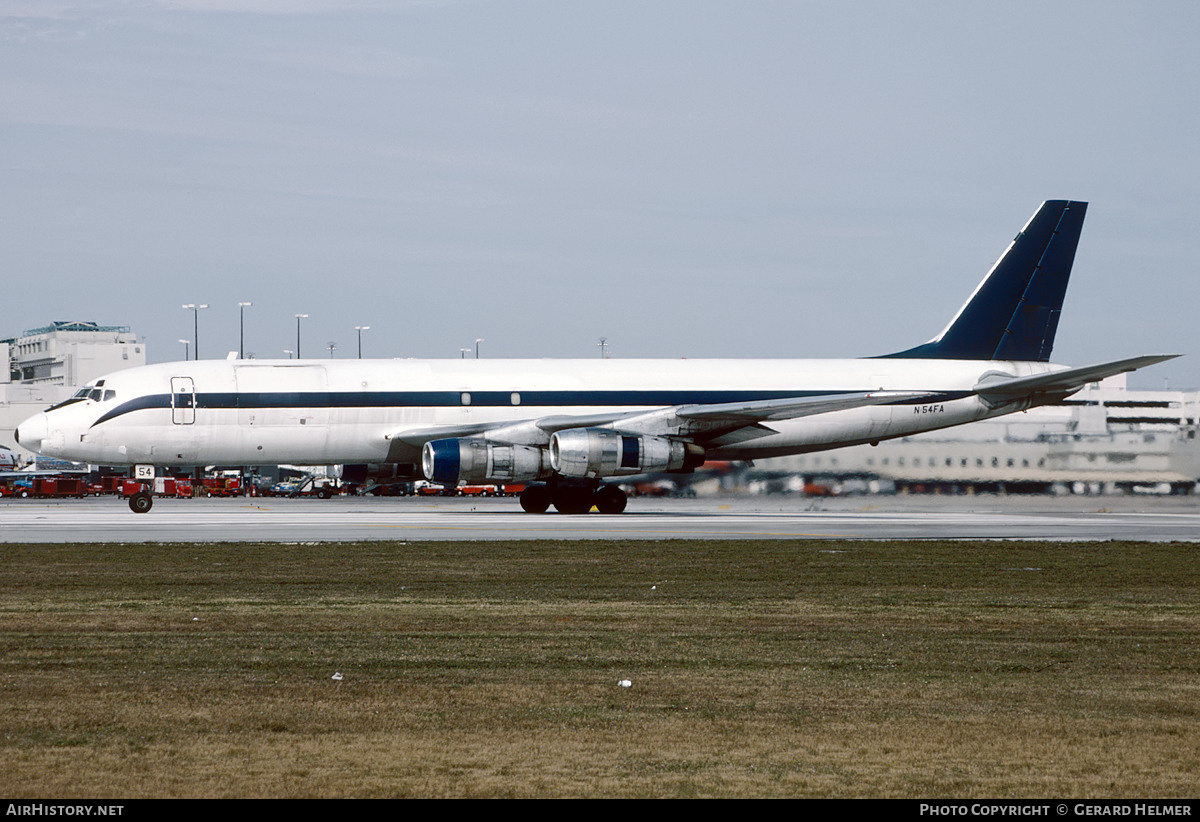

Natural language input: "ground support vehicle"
[199,477,243,497]
[28,477,89,498]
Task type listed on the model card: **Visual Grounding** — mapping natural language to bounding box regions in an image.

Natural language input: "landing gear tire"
[129,492,153,514]
[553,488,594,515]
[594,485,628,514]
[519,485,552,514]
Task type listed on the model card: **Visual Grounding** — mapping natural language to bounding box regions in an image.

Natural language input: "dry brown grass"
[1,539,1197,797]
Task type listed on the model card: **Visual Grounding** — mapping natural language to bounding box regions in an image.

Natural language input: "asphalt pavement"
[2,493,1197,542]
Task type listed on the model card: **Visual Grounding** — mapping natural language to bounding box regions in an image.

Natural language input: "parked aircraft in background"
[15,200,1176,513]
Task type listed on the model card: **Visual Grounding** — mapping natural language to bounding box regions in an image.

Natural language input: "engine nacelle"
[422,438,551,485]
[549,428,703,478]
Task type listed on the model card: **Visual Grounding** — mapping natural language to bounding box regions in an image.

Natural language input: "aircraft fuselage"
[17,356,1054,468]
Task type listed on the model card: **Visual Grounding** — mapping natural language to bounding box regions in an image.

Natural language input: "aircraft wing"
[386,354,1178,459]
[973,355,1179,404]
[673,391,928,422]
[387,412,634,449]
[386,390,929,457]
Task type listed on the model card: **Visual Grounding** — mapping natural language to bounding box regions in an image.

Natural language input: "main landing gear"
[519,481,628,515]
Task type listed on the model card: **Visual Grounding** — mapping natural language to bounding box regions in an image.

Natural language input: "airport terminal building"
[1,322,146,459]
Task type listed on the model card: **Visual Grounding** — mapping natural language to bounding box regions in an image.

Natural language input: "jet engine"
[549,428,704,478]
[422,438,552,485]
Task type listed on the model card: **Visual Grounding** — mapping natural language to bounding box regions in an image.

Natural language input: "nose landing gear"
[128,491,153,513]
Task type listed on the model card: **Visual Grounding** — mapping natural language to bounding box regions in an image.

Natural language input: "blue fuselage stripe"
[90,388,969,428]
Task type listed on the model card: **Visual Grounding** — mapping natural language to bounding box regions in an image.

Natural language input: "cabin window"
[461,392,471,406]
[511,392,521,406]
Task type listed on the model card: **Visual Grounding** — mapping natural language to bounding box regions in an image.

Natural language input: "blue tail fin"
[882,200,1087,362]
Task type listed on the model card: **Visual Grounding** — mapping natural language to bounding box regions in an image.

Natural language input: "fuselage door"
[171,376,196,425]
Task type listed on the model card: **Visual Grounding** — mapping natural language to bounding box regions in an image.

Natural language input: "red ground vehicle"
[117,477,194,499]
[118,479,144,498]
[457,484,500,496]
[2,476,92,498]
[199,477,242,497]
[97,476,127,495]
[29,477,89,498]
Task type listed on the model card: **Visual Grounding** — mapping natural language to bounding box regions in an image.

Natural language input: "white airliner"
[15,200,1176,514]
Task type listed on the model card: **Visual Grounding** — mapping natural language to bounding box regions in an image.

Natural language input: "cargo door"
[234,365,330,463]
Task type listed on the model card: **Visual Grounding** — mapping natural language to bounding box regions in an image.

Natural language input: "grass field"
[1,538,1197,798]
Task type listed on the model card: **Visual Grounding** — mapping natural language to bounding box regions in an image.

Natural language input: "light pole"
[354,326,370,359]
[182,303,208,360]
[295,314,308,358]
[475,338,484,359]
[238,302,253,359]
[283,349,294,359]
[327,341,337,358]
[598,337,608,358]
[460,348,470,359]
[179,339,190,361]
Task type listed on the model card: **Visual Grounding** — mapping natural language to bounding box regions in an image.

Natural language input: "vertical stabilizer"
[882,200,1087,362]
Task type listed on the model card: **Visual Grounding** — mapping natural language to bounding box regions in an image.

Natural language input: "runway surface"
[1,494,1197,542]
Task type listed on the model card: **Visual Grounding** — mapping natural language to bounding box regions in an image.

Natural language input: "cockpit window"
[47,385,94,412]
[46,382,113,412]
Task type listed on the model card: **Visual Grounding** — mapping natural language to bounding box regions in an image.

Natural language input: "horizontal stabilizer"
[973,355,1180,403]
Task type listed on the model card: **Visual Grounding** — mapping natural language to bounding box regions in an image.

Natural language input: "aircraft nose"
[15,412,48,453]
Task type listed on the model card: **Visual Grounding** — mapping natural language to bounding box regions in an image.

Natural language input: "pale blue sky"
[3,1,1197,388]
